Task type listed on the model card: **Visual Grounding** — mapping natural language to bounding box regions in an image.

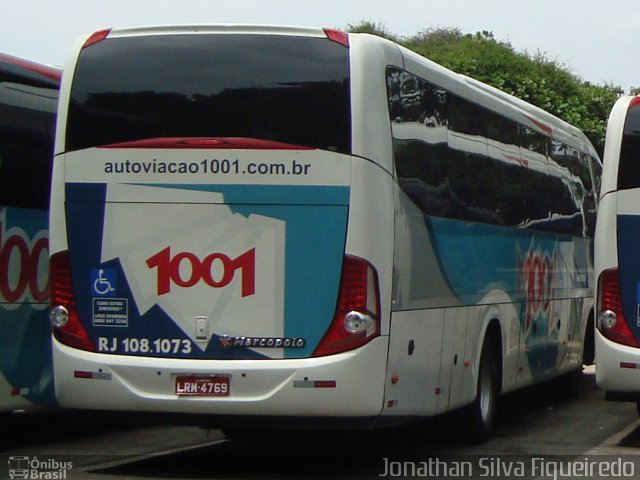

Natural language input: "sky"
[2,0,638,92]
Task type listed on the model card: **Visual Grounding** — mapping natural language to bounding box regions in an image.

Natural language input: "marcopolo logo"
[146,246,256,297]
[0,211,49,308]
[8,456,72,479]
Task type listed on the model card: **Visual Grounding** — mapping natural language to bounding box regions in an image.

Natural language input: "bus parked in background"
[595,94,640,413]
[0,53,60,411]
[49,25,599,442]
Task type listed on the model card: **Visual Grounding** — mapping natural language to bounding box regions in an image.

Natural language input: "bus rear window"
[617,103,640,190]
[65,34,351,154]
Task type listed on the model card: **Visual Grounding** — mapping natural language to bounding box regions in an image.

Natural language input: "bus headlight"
[50,305,70,328]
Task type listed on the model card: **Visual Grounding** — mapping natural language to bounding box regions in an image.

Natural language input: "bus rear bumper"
[52,337,389,417]
[595,331,640,399]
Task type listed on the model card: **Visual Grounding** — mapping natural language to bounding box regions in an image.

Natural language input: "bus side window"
[588,154,602,200]
[547,139,585,236]
[582,153,600,237]
[0,80,56,210]
[388,68,450,219]
[388,67,557,230]
[520,125,548,157]
[0,136,52,210]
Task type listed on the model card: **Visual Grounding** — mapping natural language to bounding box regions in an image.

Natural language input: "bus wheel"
[636,401,640,417]
[464,338,498,444]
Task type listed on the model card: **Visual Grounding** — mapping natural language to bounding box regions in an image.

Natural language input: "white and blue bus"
[595,94,640,412]
[0,53,60,411]
[49,25,600,441]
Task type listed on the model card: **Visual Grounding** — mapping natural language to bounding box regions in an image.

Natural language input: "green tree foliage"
[347,22,621,155]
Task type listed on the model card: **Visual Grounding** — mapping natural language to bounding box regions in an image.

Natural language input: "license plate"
[175,375,230,396]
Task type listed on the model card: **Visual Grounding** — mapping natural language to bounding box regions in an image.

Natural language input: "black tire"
[636,401,640,417]
[463,338,498,444]
[582,313,595,366]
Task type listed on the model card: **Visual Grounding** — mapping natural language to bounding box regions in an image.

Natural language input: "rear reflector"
[74,370,112,380]
[293,379,337,388]
[620,362,639,369]
[313,380,336,388]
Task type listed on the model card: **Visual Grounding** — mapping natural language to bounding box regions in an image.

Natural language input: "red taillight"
[50,251,95,352]
[597,268,639,347]
[312,256,380,357]
[83,29,111,49]
[324,28,349,47]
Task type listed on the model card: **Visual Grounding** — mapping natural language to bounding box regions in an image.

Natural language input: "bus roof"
[97,24,331,40]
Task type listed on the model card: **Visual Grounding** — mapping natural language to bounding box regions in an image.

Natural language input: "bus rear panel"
[51,25,599,437]
[50,26,390,418]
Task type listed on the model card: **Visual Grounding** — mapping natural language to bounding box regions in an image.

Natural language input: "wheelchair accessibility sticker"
[91,268,129,327]
[91,268,117,296]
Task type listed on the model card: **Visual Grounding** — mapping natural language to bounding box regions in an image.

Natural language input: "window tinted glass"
[389,68,536,228]
[0,69,58,210]
[449,94,483,136]
[387,67,592,237]
[486,109,517,144]
[66,34,351,153]
[520,126,547,156]
[617,105,640,190]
